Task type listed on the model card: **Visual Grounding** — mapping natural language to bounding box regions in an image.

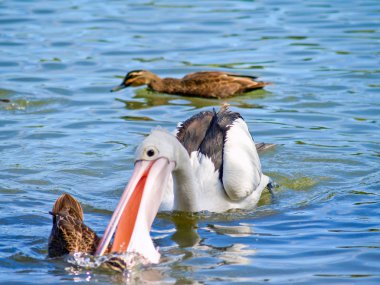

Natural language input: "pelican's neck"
[172,141,200,212]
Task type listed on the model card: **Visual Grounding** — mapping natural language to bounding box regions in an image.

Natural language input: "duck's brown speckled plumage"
[48,194,128,272]
[48,193,101,258]
[111,70,270,98]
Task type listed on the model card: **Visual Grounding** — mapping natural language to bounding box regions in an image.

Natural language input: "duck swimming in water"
[48,106,273,264]
[48,194,132,271]
[48,193,101,258]
[111,70,270,98]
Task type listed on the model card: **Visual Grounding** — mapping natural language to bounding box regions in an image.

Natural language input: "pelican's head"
[95,129,179,264]
[135,129,181,168]
[111,70,158,92]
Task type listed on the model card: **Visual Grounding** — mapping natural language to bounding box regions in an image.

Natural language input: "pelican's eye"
[145,146,158,158]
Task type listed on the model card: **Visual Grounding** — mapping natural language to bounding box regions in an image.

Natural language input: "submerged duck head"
[111,70,158,92]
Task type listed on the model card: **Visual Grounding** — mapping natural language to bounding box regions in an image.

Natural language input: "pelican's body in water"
[95,105,273,263]
[49,106,273,265]
[158,106,271,212]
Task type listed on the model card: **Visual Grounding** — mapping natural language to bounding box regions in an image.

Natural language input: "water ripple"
[0,0,379,284]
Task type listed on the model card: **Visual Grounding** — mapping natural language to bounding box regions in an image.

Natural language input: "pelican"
[95,105,273,264]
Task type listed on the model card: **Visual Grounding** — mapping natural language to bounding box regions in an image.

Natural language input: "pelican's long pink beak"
[95,158,174,263]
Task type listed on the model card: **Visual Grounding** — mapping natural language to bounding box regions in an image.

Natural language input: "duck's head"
[111,70,157,92]
[95,129,180,263]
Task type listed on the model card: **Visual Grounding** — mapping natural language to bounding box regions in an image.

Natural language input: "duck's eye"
[147,149,155,157]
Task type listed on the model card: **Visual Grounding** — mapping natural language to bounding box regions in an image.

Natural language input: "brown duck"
[48,194,127,271]
[48,193,101,257]
[111,70,270,98]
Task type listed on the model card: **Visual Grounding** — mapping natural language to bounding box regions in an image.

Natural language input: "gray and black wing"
[176,110,214,155]
[175,106,242,175]
[198,108,242,175]
[176,106,273,201]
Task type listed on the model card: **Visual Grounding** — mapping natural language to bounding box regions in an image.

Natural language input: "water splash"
[66,252,149,273]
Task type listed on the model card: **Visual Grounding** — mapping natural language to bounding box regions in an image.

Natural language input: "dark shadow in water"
[115,88,271,111]
[170,212,200,248]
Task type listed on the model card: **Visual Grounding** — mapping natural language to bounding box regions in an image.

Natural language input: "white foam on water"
[65,252,149,273]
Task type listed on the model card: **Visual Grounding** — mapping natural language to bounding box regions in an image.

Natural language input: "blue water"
[0,0,379,284]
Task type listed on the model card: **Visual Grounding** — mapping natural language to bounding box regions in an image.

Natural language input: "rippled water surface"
[1,0,379,284]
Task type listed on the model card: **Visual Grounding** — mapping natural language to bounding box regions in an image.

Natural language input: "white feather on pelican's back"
[222,118,265,201]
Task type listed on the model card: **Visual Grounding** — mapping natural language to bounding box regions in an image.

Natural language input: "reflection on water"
[206,223,253,237]
[116,88,267,111]
[0,0,380,284]
[170,212,201,248]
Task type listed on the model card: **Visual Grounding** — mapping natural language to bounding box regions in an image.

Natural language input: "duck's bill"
[95,158,174,263]
[110,83,127,92]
